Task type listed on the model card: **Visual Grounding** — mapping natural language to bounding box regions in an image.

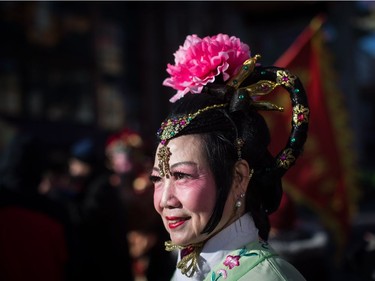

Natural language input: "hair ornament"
[226,54,260,88]
[156,103,227,177]
[226,55,284,113]
[225,60,310,175]
[157,103,227,144]
[163,34,251,103]
[162,34,310,176]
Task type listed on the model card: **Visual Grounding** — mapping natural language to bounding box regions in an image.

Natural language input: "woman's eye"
[173,172,189,180]
[149,175,161,183]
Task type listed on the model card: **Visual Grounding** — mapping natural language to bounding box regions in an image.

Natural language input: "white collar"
[171,213,259,281]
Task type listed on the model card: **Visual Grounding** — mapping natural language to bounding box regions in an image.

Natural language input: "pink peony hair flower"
[163,34,251,102]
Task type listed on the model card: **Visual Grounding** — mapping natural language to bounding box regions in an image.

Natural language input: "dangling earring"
[235,193,245,208]
[235,193,245,229]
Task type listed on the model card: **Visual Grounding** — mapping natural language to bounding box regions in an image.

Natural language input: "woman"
[150,34,309,280]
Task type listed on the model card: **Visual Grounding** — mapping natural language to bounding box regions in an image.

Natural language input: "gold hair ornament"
[158,53,310,177]
[157,103,227,143]
[227,55,284,112]
[224,54,310,174]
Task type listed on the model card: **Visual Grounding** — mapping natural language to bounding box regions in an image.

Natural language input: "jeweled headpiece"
[158,34,309,177]
[156,103,226,177]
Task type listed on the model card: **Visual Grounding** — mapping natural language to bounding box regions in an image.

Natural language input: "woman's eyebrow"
[170,161,197,170]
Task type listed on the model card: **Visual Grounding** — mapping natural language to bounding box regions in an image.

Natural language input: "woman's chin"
[170,237,189,246]
[171,235,205,247]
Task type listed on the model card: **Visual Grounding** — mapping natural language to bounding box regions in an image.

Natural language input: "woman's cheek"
[184,180,216,213]
[153,187,163,213]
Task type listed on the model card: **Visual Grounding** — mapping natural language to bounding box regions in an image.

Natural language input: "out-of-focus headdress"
[105,128,143,156]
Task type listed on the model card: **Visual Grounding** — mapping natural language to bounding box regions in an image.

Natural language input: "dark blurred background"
[0,1,373,159]
[1,1,374,164]
[0,1,375,280]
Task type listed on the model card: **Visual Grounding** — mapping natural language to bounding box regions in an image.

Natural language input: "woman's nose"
[160,180,181,208]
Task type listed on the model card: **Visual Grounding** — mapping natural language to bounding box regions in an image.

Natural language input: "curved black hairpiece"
[204,55,310,177]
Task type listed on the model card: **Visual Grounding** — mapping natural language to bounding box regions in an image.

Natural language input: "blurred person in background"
[0,131,73,281]
[39,136,116,280]
[67,137,107,224]
[102,128,175,280]
[40,137,106,225]
[61,133,134,281]
[70,128,171,281]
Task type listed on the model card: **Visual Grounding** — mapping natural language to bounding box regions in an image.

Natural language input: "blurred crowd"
[0,124,175,281]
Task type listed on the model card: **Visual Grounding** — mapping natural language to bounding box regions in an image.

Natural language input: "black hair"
[158,92,282,240]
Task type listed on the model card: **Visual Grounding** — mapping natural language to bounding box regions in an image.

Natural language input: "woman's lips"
[166,216,190,229]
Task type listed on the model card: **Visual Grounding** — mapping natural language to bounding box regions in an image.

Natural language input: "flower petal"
[163,33,251,102]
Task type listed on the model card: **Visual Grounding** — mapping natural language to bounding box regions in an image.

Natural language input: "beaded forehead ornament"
[156,103,226,177]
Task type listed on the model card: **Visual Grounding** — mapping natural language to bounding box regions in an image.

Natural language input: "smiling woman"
[150,34,309,280]
[152,135,219,246]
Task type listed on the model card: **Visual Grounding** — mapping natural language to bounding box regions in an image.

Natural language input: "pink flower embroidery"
[223,254,241,269]
[217,269,228,279]
[163,34,251,102]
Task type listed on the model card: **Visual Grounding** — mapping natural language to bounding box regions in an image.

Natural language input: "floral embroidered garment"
[171,213,306,281]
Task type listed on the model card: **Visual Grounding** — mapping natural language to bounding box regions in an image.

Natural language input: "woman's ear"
[233,159,250,192]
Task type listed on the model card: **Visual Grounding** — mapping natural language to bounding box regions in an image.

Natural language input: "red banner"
[265,14,359,259]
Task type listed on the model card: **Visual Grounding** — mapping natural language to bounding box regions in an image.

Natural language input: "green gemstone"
[294,88,300,93]
[239,94,244,99]
[233,80,238,84]
[243,65,249,70]
[261,71,266,75]
[291,138,296,143]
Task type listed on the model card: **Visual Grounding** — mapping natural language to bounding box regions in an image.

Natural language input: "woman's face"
[151,135,219,246]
